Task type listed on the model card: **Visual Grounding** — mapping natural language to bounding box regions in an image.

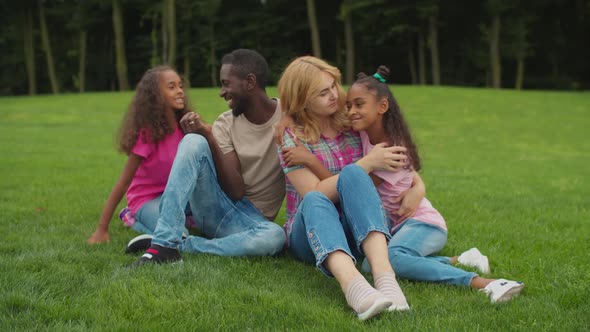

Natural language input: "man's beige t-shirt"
[211,100,285,221]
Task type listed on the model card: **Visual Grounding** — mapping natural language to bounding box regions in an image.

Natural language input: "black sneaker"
[131,244,182,267]
[125,234,153,254]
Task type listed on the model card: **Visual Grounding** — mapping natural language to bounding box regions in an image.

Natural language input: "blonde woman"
[277,56,410,320]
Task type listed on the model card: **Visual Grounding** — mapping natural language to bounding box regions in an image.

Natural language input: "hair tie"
[373,73,386,83]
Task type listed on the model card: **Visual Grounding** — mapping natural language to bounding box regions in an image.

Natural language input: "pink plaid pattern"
[278,128,362,244]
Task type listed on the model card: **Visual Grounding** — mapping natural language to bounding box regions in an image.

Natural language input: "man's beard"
[232,103,245,117]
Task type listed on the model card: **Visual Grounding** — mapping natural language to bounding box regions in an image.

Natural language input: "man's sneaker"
[481,279,524,303]
[458,247,490,274]
[125,234,153,254]
[131,244,182,268]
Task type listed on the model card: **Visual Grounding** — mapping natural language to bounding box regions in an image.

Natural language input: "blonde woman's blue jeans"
[288,164,391,277]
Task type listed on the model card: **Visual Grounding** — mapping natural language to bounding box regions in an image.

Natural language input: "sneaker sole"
[125,234,153,254]
[494,283,525,303]
[129,258,184,269]
[357,298,392,321]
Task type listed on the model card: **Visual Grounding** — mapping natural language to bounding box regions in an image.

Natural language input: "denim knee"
[337,164,364,187]
[301,190,330,208]
[250,222,286,256]
[179,134,210,158]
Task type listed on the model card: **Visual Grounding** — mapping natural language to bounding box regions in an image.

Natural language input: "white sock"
[374,272,410,310]
[345,275,383,314]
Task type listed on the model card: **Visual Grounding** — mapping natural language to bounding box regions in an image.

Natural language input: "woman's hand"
[392,173,425,222]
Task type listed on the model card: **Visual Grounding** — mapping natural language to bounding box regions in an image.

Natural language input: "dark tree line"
[2,0,589,96]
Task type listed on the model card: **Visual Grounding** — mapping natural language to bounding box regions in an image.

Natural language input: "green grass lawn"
[1,86,589,331]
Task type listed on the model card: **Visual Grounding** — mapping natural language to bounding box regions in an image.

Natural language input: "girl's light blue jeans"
[149,134,285,256]
[288,164,391,277]
[362,219,477,286]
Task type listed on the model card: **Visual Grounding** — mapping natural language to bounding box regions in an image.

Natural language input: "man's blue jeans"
[150,134,285,256]
[132,195,190,239]
[362,219,477,286]
[288,164,390,277]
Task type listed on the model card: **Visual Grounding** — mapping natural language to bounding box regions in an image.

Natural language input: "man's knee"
[252,222,285,256]
[178,134,210,156]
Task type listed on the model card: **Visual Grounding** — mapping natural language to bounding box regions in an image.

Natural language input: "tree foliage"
[1,0,588,95]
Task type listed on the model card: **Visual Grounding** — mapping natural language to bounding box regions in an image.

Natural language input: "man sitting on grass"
[131,49,286,266]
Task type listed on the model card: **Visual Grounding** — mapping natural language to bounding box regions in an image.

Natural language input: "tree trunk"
[335,36,343,69]
[408,42,417,85]
[166,0,176,67]
[515,56,524,90]
[22,7,36,95]
[343,10,354,85]
[150,12,159,66]
[79,30,87,93]
[209,24,217,87]
[161,1,168,64]
[183,49,191,88]
[306,0,322,58]
[428,14,440,85]
[182,10,191,88]
[112,0,129,90]
[417,30,426,85]
[489,14,501,88]
[38,0,59,94]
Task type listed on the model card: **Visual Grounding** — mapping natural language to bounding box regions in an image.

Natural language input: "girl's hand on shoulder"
[87,229,110,244]
[282,139,313,167]
[359,143,407,172]
[181,112,211,136]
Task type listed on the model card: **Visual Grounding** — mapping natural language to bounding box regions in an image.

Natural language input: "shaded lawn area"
[1,86,588,331]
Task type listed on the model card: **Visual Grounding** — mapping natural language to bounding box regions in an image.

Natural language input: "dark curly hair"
[118,65,190,154]
[354,66,421,171]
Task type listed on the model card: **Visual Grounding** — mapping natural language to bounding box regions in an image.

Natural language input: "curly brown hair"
[118,65,191,154]
[355,66,421,171]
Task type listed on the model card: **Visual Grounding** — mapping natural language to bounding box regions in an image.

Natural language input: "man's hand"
[273,113,294,145]
[180,112,211,136]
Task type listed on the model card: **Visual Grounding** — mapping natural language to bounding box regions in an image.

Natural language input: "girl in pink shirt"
[88,66,190,245]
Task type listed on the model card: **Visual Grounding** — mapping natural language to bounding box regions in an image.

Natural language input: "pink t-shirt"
[360,131,447,233]
[126,126,184,215]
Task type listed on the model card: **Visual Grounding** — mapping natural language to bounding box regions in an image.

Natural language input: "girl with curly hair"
[88,66,191,244]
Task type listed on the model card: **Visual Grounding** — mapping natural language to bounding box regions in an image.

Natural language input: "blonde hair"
[277,56,350,143]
